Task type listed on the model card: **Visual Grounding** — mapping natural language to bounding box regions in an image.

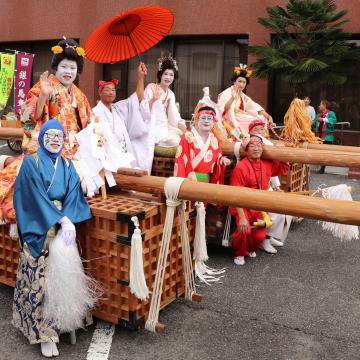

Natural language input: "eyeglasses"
[44,132,64,140]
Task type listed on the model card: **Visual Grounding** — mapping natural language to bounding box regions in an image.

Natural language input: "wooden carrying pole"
[220,142,360,168]
[0,128,23,139]
[1,128,359,168]
[271,140,360,154]
[115,169,360,226]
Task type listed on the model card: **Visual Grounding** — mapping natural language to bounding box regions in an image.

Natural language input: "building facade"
[1,0,360,141]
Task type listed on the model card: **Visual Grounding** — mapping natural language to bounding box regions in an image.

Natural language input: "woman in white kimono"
[217,64,273,139]
[140,55,186,170]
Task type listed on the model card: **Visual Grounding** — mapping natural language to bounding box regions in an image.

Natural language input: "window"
[104,36,248,119]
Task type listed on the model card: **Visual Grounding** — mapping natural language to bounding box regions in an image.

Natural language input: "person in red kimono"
[174,106,230,182]
[230,135,289,266]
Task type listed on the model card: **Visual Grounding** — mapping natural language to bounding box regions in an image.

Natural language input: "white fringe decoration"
[129,216,149,301]
[193,201,225,284]
[145,177,196,333]
[316,184,359,241]
[44,230,102,333]
[222,210,231,247]
[9,223,19,239]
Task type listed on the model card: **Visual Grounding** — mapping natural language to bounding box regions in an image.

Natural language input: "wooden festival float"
[0,127,360,332]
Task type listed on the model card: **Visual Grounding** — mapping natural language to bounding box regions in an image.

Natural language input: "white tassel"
[193,202,208,263]
[193,202,225,284]
[44,230,102,333]
[318,184,359,241]
[222,211,231,247]
[129,216,149,301]
[9,223,19,239]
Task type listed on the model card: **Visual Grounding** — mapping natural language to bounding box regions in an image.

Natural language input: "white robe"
[92,100,136,166]
[218,86,266,135]
[142,83,185,148]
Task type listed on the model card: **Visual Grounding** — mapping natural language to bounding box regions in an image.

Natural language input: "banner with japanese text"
[0,53,16,112]
[14,53,34,115]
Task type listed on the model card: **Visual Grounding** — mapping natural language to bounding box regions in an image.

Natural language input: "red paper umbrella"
[85,6,174,63]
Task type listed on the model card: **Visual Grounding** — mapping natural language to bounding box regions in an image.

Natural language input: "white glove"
[58,216,76,246]
[323,117,329,123]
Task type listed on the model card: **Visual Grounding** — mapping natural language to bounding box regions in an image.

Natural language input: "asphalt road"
[0,155,359,360]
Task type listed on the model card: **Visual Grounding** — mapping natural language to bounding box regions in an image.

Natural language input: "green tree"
[249,0,360,95]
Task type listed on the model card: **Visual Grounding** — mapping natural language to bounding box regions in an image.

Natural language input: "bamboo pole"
[220,142,360,168]
[115,169,360,226]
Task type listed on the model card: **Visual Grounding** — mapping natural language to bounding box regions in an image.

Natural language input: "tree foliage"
[249,0,360,93]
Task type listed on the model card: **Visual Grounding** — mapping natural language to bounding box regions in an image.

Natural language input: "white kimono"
[218,86,266,135]
[142,83,185,148]
[261,136,293,242]
[92,100,136,165]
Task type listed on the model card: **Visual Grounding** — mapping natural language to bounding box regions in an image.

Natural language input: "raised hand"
[152,84,163,101]
[138,62,147,77]
[39,71,52,97]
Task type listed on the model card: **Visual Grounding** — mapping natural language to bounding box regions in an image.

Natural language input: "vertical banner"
[14,53,34,115]
[0,53,16,112]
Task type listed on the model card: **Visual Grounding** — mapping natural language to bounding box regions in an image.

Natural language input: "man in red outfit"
[230,135,289,265]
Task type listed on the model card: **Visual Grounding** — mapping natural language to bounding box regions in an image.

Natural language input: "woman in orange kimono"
[0,38,91,224]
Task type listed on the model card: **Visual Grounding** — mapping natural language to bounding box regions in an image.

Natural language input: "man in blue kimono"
[12,119,91,358]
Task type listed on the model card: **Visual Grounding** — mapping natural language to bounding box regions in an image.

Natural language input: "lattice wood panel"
[280,163,310,192]
[78,193,195,327]
[0,225,19,287]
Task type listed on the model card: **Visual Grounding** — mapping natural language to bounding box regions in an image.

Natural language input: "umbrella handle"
[123,22,142,63]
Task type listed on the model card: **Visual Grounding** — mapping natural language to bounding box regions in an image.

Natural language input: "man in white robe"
[92,63,152,173]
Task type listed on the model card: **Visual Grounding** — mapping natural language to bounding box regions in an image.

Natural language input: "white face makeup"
[55,59,78,88]
[197,113,214,133]
[43,129,64,154]
[160,69,175,88]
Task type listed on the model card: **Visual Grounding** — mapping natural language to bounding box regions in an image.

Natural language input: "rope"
[145,177,195,332]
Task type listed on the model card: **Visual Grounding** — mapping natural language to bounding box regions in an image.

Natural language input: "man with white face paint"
[0,38,91,226]
[175,105,230,183]
[13,119,93,358]
[175,104,230,282]
[20,38,91,157]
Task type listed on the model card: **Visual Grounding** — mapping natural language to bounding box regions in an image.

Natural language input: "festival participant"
[230,135,289,266]
[217,64,273,139]
[0,38,91,224]
[313,99,337,174]
[174,105,230,183]
[92,62,148,168]
[248,120,292,247]
[12,120,93,358]
[304,96,316,121]
[175,104,230,282]
[140,55,186,171]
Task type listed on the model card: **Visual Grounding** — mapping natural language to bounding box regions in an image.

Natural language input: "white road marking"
[86,320,115,360]
[0,143,9,149]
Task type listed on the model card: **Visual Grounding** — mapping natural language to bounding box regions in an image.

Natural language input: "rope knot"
[166,199,181,207]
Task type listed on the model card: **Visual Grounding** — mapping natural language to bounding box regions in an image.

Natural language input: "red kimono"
[174,128,224,184]
[230,157,289,256]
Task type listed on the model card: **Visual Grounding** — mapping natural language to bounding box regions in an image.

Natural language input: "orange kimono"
[0,75,91,223]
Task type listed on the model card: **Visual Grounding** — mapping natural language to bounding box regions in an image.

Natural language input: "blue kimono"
[14,147,91,257]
